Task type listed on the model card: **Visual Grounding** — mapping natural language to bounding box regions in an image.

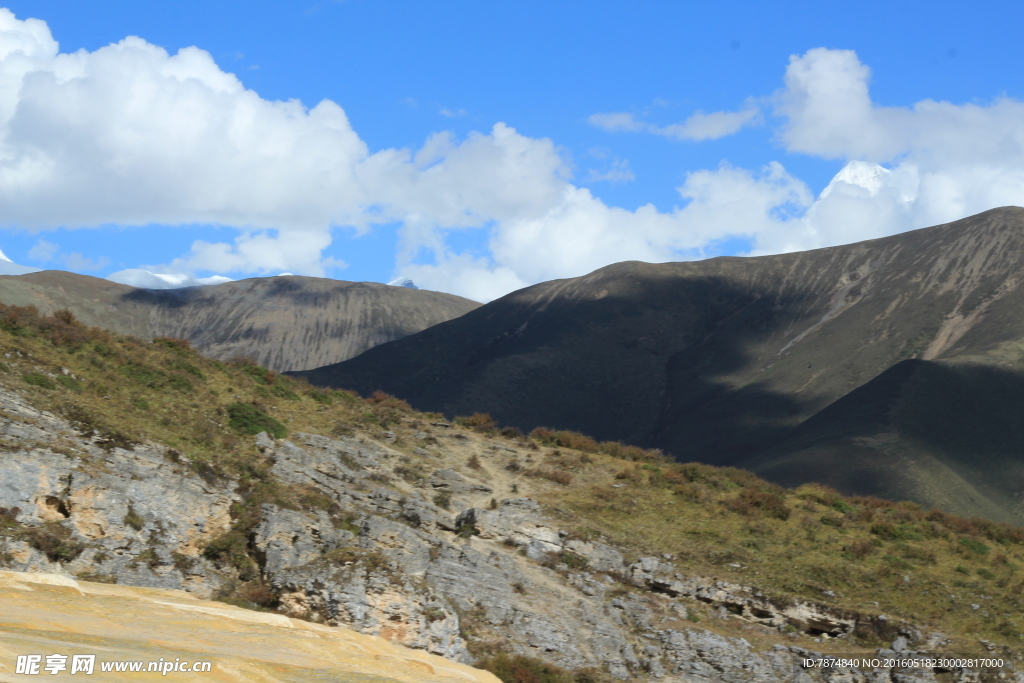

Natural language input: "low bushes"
[723,487,791,521]
[226,402,287,439]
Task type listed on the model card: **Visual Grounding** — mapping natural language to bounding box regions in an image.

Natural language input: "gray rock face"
[429,468,493,496]
[253,505,353,574]
[0,385,1009,682]
[627,556,857,637]
[0,387,235,596]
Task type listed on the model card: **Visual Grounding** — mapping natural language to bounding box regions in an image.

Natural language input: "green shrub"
[500,426,523,439]
[121,362,164,386]
[226,403,287,439]
[307,390,333,405]
[959,536,990,555]
[123,506,144,531]
[0,506,23,531]
[433,491,452,510]
[560,551,588,569]
[165,358,205,379]
[24,522,85,563]
[831,499,855,514]
[164,375,194,393]
[202,530,258,581]
[23,372,55,389]
[870,523,922,541]
[56,375,82,391]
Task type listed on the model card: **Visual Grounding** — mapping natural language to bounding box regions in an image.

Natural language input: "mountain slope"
[0,271,479,371]
[296,207,1024,519]
[745,359,1024,523]
[2,305,1023,678]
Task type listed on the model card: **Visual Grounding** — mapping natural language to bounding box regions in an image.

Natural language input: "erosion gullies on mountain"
[296,207,1024,522]
[745,359,1024,524]
[2,309,1024,682]
[0,271,480,372]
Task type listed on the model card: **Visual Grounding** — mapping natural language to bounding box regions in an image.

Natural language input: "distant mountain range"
[0,272,479,371]
[295,207,1024,523]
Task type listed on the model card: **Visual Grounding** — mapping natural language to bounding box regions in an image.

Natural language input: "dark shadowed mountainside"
[0,272,479,371]
[296,207,1024,521]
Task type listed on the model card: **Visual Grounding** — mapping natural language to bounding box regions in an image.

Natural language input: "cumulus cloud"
[0,8,795,299]
[0,9,571,286]
[404,47,1024,298]
[2,5,1023,302]
[400,164,811,299]
[764,48,1024,250]
[589,105,762,141]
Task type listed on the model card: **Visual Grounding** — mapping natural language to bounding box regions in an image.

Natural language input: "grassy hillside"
[1,304,1022,663]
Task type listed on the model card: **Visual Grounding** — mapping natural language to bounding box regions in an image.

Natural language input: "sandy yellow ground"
[0,571,499,683]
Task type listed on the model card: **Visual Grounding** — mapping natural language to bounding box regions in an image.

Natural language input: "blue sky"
[0,1,1022,300]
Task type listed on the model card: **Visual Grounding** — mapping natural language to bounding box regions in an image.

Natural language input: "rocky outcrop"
[0,384,1018,682]
[627,556,857,637]
[0,387,235,596]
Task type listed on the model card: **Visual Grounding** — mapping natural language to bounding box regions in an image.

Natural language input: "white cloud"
[27,238,57,262]
[0,8,370,278]
[400,48,1024,299]
[0,9,569,284]
[585,158,635,184]
[400,163,811,300]
[165,229,346,277]
[26,238,108,270]
[588,112,646,133]
[0,8,790,299]
[106,269,233,289]
[765,48,1024,250]
[63,252,109,271]
[589,105,762,141]
[659,107,762,141]
[2,6,1023,302]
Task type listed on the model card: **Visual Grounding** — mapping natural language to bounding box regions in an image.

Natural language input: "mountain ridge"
[0,271,479,371]
[295,207,1024,521]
